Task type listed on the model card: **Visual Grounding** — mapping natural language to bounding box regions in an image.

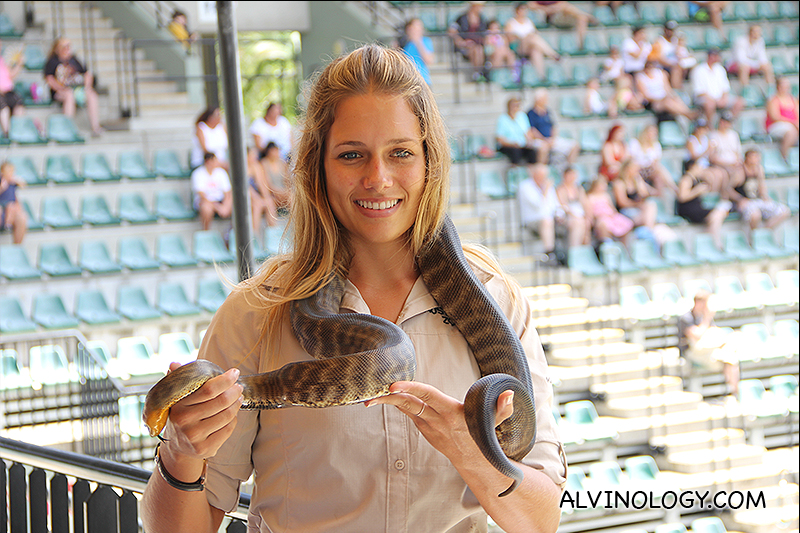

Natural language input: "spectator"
[678,289,739,395]
[685,117,728,193]
[650,20,688,89]
[401,18,434,86]
[614,75,645,114]
[690,48,744,123]
[495,96,537,165]
[635,60,697,120]
[765,76,799,162]
[555,166,591,246]
[600,45,625,84]
[728,149,790,237]
[599,123,629,180]
[190,107,229,170]
[0,39,25,137]
[484,19,517,71]
[612,158,658,233]
[0,160,27,244]
[247,146,279,232]
[504,2,560,78]
[519,163,564,262]
[528,1,596,49]
[259,141,291,210]
[526,88,579,167]
[709,110,744,189]
[628,124,677,195]
[43,37,102,136]
[621,26,652,77]
[729,24,773,87]
[167,10,198,51]
[676,159,731,248]
[687,2,730,38]
[586,176,635,246]
[447,1,489,82]
[584,76,617,118]
[250,102,293,162]
[192,152,232,231]
[674,34,698,75]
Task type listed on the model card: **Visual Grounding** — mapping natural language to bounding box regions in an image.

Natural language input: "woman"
[628,124,677,195]
[43,37,102,136]
[504,2,560,78]
[765,76,799,162]
[634,60,696,120]
[250,102,293,162]
[685,118,727,194]
[676,159,730,248]
[0,161,27,244]
[0,39,25,137]
[190,107,229,170]
[728,149,790,236]
[259,141,291,209]
[612,159,658,232]
[495,96,537,165]
[401,17,434,86]
[247,146,279,231]
[555,166,590,246]
[586,176,634,246]
[599,123,629,181]
[141,44,564,533]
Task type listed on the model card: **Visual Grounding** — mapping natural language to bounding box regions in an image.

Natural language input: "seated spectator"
[528,1,596,49]
[675,34,698,75]
[709,110,744,188]
[614,75,645,114]
[676,159,731,248]
[635,60,697,120]
[0,160,27,244]
[690,48,744,123]
[43,37,102,136]
[765,76,799,162]
[526,88,579,167]
[556,166,591,246]
[685,118,728,193]
[599,123,629,180]
[192,152,232,231]
[259,141,291,209]
[518,163,563,262]
[687,1,730,37]
[629,124,677,195]
[584,77,617,118]
[401,18,434,86]
[495,97,537,165]
[0,39,25,137]
[586,176,634,246]
[600,45,625,84]
[650,20,688,89]
[611,159,659,236]
[167,10,198,52]
[484,19,517,71]
[729,24,773,87]
[190,106,228,170]
[247,146,279,232]
[621,25,651,77]
[250,102,293,162]
[728,149,790,237]
[504,2,560,78]
[447,1,488,82]
[678,289,739,395]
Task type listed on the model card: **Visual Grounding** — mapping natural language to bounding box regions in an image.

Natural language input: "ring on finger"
[416,403,426,417]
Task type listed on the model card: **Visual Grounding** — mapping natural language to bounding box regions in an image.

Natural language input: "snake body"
[143,215,535,497]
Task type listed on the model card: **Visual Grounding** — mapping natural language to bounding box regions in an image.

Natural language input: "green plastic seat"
[568,245,607,276]
[724,231,764,261]
[579,129,603,153]
[158,282,201,316]
[22,200,43,230]
[740,85,765,108]
[41,197,81,228]
[599,241,641,273]
[715,275,758,310]
[558,33,581,56]
[521,64,539,87]
[81,153,119,181]
[751,228,793,258]
[619,285,664,320]
[155,190,195,220]
[84,340,112,366]
[655,524,688,533]
[756,2,778,20]
[582,32,608,55]
[784,226,799,253]
[32,293,80,329]
[737,379,789,418]
[5,155,45,185]
[625,455,660,482]
[694,233,733,264]
[23,45,46,70]
[0,12,22,37]
[118,237,160,270]
[744,272,789,307]
[153,149,190,178]
[117,286,162,321]
[118,192,157,223]
[763,148,794,176]
[651,282,691,316]
[0,349,30,389]
[118,396,145,437]
[682,278,713,301]
[9,116,46,144]
[659,121,685,148]
[545,64,568,87]
[47,114,85,143]
[571,64,593,87]
[739,116,769,142]
[770,375,799,400]
[589,461,624,487]
[593,5,619,26]
[0,296,37,333]
[775,269,799,300]
[157,234,198,267]
[478,170,511,199]
[29,345,75,384]
[38,243,82,276]
[76,290,121,325]
[193,230,235,263]
[117,336,161,377]
[197,278,228,312]
[560,95,589,119]
[79,240,122,274]
[661,239,701,266]
[0,244,42,279]
[158,332,198,363]
[774,320,799,355]
[631,239,670,270]
[81,195,120,226]
[118,151,156,179]
[45,155,83,183]
[616,3,641,25]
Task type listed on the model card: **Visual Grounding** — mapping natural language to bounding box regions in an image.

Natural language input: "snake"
[142,215,536,497]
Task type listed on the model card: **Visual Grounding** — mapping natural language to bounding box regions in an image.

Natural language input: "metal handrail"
[79,1,98,82]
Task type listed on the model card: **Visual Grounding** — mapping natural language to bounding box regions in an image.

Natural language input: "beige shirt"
[200,260,566,533]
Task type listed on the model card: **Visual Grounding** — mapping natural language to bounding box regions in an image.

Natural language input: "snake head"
[143,406,169,438]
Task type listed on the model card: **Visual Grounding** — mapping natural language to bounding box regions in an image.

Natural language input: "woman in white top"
[250,102,293,162]
[628,124,676,195]
[634,61,696,119]
[191,107,229,169]
[504,2,559,78]
[685,118,727,194]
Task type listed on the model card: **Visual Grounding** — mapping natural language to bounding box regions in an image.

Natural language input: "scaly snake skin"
[143,215,536,497]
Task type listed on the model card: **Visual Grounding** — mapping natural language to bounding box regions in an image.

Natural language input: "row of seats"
[739,376,800,417]
[5,149,191,184]
[0,278,228,333]
[2,114,84,144]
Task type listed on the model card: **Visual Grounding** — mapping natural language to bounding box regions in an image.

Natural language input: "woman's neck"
[347,243,419,322]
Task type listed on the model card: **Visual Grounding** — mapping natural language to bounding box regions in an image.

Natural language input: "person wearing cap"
[650,20,689,89]
[690,48,744,123]
[447,1,488,82]
[709,110,744,188]
[729,25,774,88]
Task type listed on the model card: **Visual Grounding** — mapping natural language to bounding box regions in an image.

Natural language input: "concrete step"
[531,305,624,335]
[549,341,643,368]
[601,390,704,418]
[528,297,588,318]
[549,351,665,393]
[539,327,626,351]
[664,444,766,474]
[521,284,573,301]
[650,427,747,454]
[730,506,799,533]
[590,376,684,402]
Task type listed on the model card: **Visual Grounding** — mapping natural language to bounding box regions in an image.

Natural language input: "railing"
[134,0,185,30]
[48,0,66,39]
[79,2,99,85]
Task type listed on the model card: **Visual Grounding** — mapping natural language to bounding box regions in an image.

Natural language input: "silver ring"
[416,403,426,417]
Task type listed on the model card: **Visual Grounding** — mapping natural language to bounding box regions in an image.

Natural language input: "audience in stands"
[259,141,291,210]
[728,148,790,238]
[685,118,728,193]
[765,76,799,162]
[676,159,731,248]
[401,18,434,86]
[629,123,677,195]
[555,166,591,246]
[0,160,27,244]
[504,2,560,78]
[584,76,617,118]
[528,1,596,50]
[678,288,740,395]
[709,110,745,188]
[190,106,229,170]
[518,163,563,263]
[621,26,651,77]
[600,45,625,84]
[586,176,634,246]
[250,102,293,163]
[729,24,774,87]
[0,39,24,137]
[599,123,629,180]
[192,152,232,231]
[484,19,517,71]
[448,1,489,82]
[247,146,279,232]
[495,96,537,165]
[611,159,659,240]
[43,37,102,137]
[167,10,198,52]
[687,1,730,37]
[614,75,645,114]
[690,48,744,123]
[674,34,698,75]
[635,60,697,120]
[526,88,579,168]
[650,20,687,89]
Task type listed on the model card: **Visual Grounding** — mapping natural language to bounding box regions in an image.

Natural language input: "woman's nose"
[363,159,392,190]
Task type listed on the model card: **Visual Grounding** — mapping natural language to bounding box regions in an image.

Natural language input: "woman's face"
[57,40,72,61]
[324,91,427,251]
[207,108,221,127]
[612,127,625,142]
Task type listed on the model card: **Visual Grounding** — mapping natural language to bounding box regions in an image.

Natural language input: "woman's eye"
[393,149,412,158]
[339,152,360,160]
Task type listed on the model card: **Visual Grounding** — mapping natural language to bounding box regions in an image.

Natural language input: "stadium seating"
[47,114,84,144]
[79,240,122,274]
[0,297,37,333]
[157,282,201,317]
[45,155,83,184]
[0,245,42,279]
[118,193,157,224]
[32,293,80,329]
[38,243,82,277]
[117,286,161,321]
[81,153,119,182]
[156,234,198,267]
[118,237,160,271]
[81,195,120,226]
[75,290,122,325]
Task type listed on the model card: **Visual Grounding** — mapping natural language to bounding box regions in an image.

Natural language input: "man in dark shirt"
[526,88,579,167]
[447,1,488,81]
[43,37,102,136]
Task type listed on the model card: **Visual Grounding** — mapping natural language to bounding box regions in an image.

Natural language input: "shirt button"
[394,459,405,471]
